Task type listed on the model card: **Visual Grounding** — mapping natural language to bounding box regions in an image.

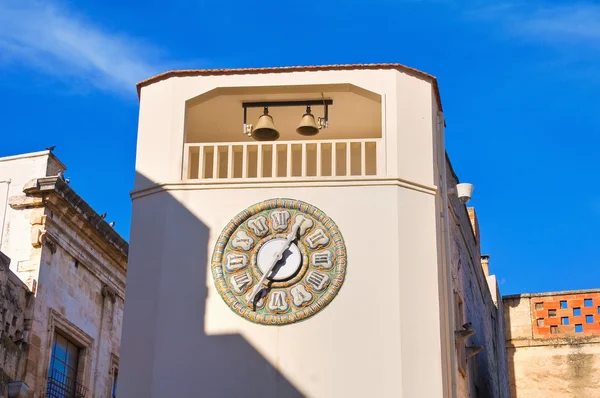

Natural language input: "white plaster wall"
[120,183,443,398]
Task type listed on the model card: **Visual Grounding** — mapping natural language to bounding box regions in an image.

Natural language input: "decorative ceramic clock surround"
[211,198,347,325]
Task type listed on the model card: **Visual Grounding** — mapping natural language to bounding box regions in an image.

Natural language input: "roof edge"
[503,288,600,300]
[23,176,129,260]
[136,63,442,111]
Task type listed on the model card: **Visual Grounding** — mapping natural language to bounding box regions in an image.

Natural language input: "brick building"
[504,289,600,397]
[0,150,127,397]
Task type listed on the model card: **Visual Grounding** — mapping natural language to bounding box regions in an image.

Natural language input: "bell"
[252,108,280,141]
[296,107,320,136]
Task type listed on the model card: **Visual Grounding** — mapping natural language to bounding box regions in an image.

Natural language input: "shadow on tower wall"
[117,173,304,398]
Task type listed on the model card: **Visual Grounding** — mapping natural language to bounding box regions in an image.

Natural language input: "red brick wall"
[531,292,600,337]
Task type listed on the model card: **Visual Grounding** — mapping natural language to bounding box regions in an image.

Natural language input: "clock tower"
[119,64,456,397]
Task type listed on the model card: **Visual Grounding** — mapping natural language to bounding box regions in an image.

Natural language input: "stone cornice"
[21,176,128,261]
[507,334,600,348]
[504,288,600,300]
[131,176,439,200]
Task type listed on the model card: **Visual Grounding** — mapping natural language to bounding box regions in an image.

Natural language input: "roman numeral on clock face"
[292,214,314,236]
[247,215,269,237]
[306,228,330,249]
[268,290,289,312]
[306,270,330,291]
[311,249,334,269]
[230,272,253,294]
[290,284,312,307]
[231,230,254,251]
[270,210,290,231]
[225,253,248,272]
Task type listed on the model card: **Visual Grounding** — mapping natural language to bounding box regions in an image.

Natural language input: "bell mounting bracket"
[242,99,333,135]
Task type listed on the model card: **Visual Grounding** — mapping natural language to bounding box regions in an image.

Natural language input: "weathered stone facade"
[504,289,600,397]
[0,251,32,397]
[446,159,510,398]
[0,150,127,397]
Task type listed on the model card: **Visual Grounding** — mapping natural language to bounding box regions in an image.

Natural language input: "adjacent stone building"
[504,289,600,397]
[0,150,128,397]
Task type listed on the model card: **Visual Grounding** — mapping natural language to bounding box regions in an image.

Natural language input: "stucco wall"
[504,292,600,398]
[120,182,444,397]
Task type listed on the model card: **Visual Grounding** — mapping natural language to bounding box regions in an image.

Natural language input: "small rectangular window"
[112,368,118,398]
[535,302,544,310]
[598,306,600,315]
[575,324,583,333]
[586,315,594,324]
[561,317,569,325]
[548,309,557,317]
[560,300,568,309]
[584,299,593,307]
[537,319,545,326]
[573,308,581,316]
[550,325,559,334]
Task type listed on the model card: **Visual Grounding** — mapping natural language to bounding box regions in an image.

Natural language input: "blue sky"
[1,0,598,295]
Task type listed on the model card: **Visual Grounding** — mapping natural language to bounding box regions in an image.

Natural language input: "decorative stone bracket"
[8,381,29,398]
[101,285,118,303]
[466,345,484,359]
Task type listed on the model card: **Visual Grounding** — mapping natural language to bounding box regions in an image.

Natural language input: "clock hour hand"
[247,223,300,304]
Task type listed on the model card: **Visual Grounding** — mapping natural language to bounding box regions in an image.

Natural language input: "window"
[548,309,557,317]
[584,299,593,307]
[112,368,118,398]
[109,354,119,398]
[560,300,568,309]
[561,317,569,325]
[537,319,544,326]
[586,315,594,324]
[550,326,559,334]
[535,302,544,311]
[47,332,84,398]
[46,310,92,398]
[573,308,581,316]
[598,306,600,315]
[575,324,583,333]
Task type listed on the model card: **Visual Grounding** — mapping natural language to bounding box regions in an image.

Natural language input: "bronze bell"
[296,106,320,136]
[252,108,280,141]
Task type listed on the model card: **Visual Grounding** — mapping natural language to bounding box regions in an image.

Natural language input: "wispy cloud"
[0,0,163,95]
[467,2,600,49]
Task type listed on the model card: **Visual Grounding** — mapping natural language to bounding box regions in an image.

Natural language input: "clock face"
[211,198,347,325]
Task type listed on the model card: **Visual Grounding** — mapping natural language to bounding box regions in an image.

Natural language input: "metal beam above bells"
[242,100,333,108]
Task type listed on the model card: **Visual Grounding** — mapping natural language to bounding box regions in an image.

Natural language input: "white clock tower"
[119,64,458,397]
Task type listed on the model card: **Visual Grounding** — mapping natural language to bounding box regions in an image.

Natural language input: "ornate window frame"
[44,309,94,392]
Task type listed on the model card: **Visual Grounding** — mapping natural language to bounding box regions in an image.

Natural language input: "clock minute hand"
[247,223,300,304]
